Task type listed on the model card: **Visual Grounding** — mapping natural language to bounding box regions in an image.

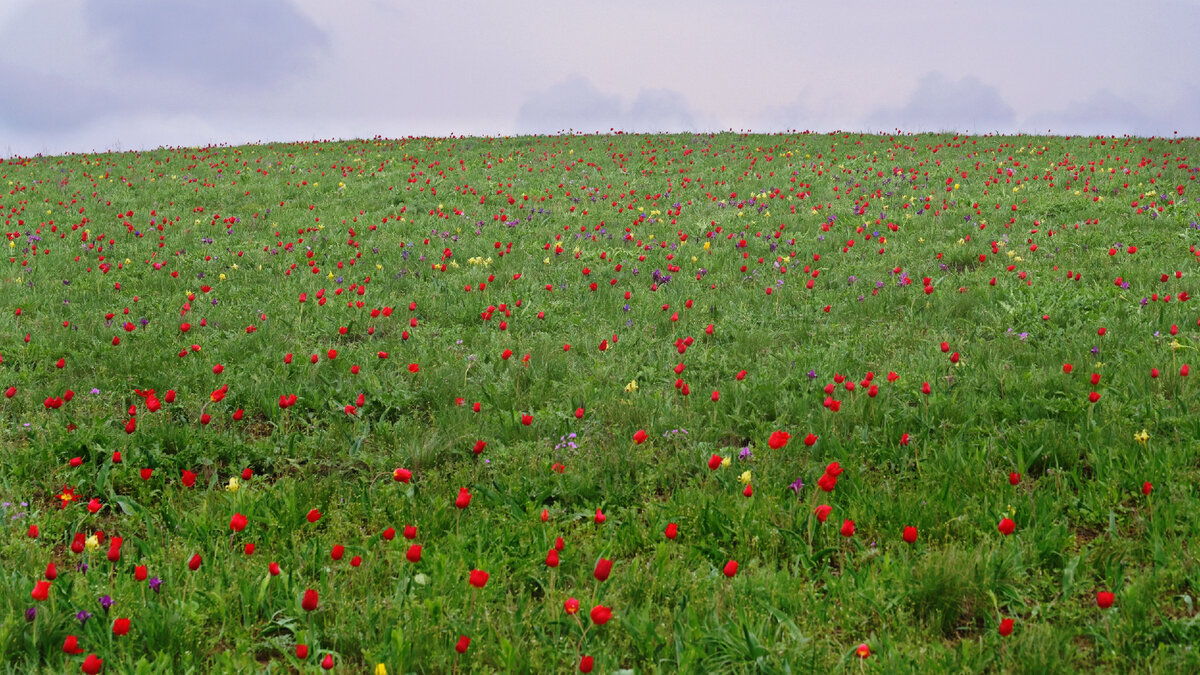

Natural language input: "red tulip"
[31,580,51,601]
[1063,363,1073,374]
[455,488,472,509]
[998,518,1016,536]
[665,522,678,539]
[817,473,838,492]
[302,588,319,611]
[469,569,489,588]
[181,470,196,487]
[1143,481,1153,495]
[404,525,418,539]
[803,433,818,446]
[230,513,247,533]
[63,634,84,654]
[579,655,594,673]
[106,537,123,562]
[393,467,412,482]
[321,654,334,670]
[767,430,790,449]
[1009,472,1021,486]
[472,440,487,455]
[82,654,104,674]
[546,549,560,567]
[188,554,202,570]
[814,505,832,522]
[590,605,613,625]
[594,558,613,581]
[1088,391,1101,403]
[112,618,130,636]
[296,644,309,659]
[330,545,344,561]
[840,519,856,537]
[723,560,738,577]
[707,454,722,470]
[999,618,1014,636]
[140,468,152,480]
[269,562,281,576]
[633,429,648,444]
[521,413,533,425]
[455,635,471,653]
[594,508,606,524]
[307,509,322,523]
[902,526,918,544]
[45,562,58,580]
[1097,591,1115,608]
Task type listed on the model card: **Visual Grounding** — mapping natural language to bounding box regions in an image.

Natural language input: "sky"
[1,0,1198,157]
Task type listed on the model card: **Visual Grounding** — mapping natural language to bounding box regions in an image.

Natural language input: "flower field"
[3,131,1200,673]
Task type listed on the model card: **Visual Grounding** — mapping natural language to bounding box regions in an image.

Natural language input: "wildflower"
[789,477,805,495]
[226,476,240,492]
[1134,429,1150,444]
[738,470,752,485]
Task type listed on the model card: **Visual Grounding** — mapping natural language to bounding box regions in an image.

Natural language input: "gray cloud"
[1024,90,1163,136]
[516,76,698,134]
[0,63,117,131]
[515,76,625,134]
[627,89,697,132]
[865,72,1017,133]
[84,0,328,89]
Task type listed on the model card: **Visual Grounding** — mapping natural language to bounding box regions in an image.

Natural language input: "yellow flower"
[703,241,710,250]
[624,380,638,393]
[85,534,100,551]
[226,476,240,493]
[738,470,752,485]
[1134,429,1150,444]
[375,665,388,675]
[218,273,226,281]
[721,457,732,468]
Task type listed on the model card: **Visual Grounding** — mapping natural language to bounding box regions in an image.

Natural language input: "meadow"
[2,130,1200,673]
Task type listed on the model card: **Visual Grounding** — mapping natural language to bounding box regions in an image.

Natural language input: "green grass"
[2,131,1200,672]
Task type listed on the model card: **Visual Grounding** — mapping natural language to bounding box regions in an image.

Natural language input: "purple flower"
[149,577,162,593]
[77,610,93,626]
[789,478,805,495]
[25,607,37,622]
[99,595,113,613]
[738,446,753,460]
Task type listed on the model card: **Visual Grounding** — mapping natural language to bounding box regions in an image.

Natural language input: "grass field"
[3,130,1200,673]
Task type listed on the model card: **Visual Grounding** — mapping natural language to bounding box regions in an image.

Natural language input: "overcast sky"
[2,0,1198,157]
